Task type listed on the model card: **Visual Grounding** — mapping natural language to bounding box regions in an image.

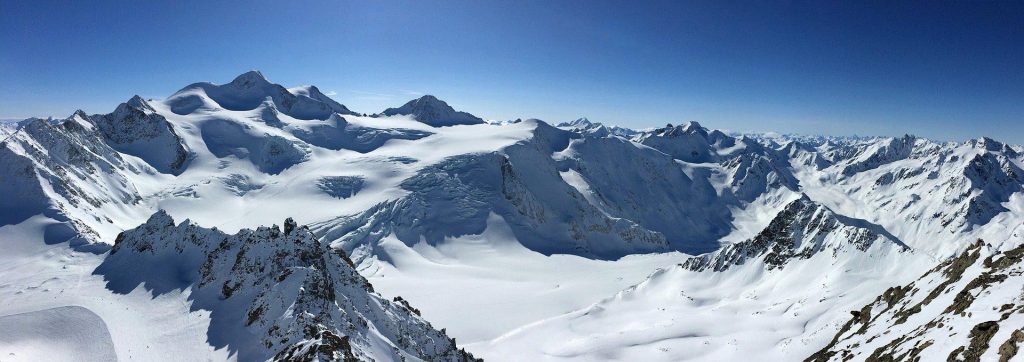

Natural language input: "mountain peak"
[228,70,270,88]
[143,209,175,230]
[655,120,708,138]
[168,71,358,119]
[970,136,1015,154]
[565,117,598,128]
[682,121,703,131]
[99,211,475,361]
[417,94,441,102]
[405,95,450,110]
[125,95,154,112]
[381,95,484,127]
[61,109,95,131]
[287,85,359,116]
[304,85,326,96]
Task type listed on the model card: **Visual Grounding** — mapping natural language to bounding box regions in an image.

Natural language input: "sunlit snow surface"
[0,306,116,362]
[0,216,230,361]
[2,72,1024,361]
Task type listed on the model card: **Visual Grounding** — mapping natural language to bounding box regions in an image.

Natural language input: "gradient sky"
[2,1,1023,143]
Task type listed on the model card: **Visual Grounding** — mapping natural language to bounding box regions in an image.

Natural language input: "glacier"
[1,71,1023,362]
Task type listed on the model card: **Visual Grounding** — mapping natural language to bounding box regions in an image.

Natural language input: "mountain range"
[1,71,1022,362]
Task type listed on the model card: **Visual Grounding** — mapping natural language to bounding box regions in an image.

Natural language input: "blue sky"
[2,1,1022,142]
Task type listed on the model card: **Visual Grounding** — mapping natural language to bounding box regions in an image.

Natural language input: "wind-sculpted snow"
[809,240,1024,362]
[96,211,478,362]
[0,306,118,362]
[483,241,920,360]
[381,95,484,126]
[199,118,310,174]
[481,194,921,361]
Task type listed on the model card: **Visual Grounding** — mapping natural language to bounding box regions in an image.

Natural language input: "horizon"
[2,1,1023,143]
[5,3,1024,361]
[0,67,1019,146]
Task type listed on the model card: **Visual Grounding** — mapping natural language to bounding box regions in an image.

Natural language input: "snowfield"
[0,216,231,361]
[1,71,1022,361]
[0,306,116,362]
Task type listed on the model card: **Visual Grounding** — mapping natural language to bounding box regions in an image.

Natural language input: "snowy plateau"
[1,71,1023,362]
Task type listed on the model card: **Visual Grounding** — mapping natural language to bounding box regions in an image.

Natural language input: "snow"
[811,239,1024,361]
[92,211,472,361]
[0,216,231,362]
[478,238,923,361]
[0,306,117,362]
[361,213,688,344]
[3,70,1024,361]
[380,95,484,127]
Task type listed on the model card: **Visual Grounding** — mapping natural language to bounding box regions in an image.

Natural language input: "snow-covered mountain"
[809,239,1024,361]
[681,195,910,272]
[97,211,477,361]
[478,193,920,361]
[2,70,1023,362]
[556,117,641,137]
[93,96,193,174]
[167,70,359,119]
[380,95,484,127]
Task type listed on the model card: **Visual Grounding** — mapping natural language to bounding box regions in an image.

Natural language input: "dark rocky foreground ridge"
[96,211,480,362]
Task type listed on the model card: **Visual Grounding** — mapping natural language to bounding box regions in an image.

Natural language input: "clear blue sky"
[2,0,1022,142]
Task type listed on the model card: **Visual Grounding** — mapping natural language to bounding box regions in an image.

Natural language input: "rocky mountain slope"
[808,239,1024,362]
[97,210,478,362]
[93,96,193,174]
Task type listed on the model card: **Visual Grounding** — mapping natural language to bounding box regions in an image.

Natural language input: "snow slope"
[2,70,1024,361]
[478,195,925,361]
[0,215,232,361]
[380,95,484,127]
[0,306,117,362]
[809,239,1024,361]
